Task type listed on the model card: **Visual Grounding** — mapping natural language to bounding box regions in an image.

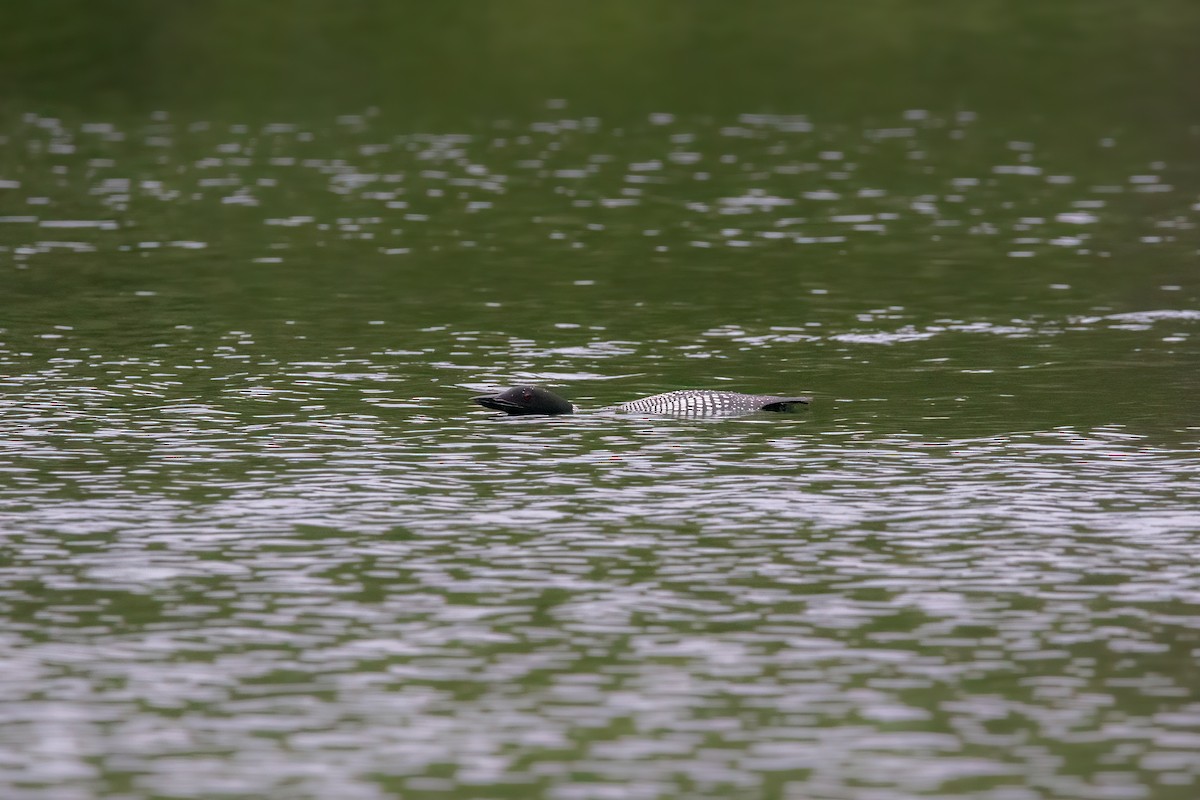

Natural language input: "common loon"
[471,385,812,418]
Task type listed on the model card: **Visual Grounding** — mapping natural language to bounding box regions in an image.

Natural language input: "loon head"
[471,385,575,416]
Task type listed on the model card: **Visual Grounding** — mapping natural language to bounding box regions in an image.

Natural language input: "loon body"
[472,385,811,418]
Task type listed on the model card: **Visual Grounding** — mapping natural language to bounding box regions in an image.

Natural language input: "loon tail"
[760,396,813,412]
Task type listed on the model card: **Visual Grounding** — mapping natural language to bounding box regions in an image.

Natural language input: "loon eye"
[522,390,532,400]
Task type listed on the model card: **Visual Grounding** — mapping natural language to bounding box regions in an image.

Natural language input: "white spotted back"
[618,390,804,417]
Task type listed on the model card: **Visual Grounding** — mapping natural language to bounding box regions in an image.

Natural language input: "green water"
[2,3,1199,799]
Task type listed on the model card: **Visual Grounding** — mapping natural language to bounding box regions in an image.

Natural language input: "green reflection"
[3,0,1200,124]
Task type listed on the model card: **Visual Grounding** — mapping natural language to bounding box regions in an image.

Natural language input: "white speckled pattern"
[617,390,809,417]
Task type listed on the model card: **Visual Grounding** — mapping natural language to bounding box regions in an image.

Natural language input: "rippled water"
[2,104,1199,800]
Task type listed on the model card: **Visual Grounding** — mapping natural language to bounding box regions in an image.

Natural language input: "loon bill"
[471,385,812,418]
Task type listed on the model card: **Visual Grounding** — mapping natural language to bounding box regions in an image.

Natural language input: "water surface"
[2,5,1200,800]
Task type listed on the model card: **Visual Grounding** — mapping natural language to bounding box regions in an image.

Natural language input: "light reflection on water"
[2,108,1200,799]
[4,370,1199,797]
[4,110,1197,270]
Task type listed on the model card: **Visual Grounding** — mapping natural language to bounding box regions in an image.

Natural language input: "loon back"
[618,389,811,417]
[472,386,811,417]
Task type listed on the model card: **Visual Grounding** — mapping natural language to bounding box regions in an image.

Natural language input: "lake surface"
[2,4,1200,799]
